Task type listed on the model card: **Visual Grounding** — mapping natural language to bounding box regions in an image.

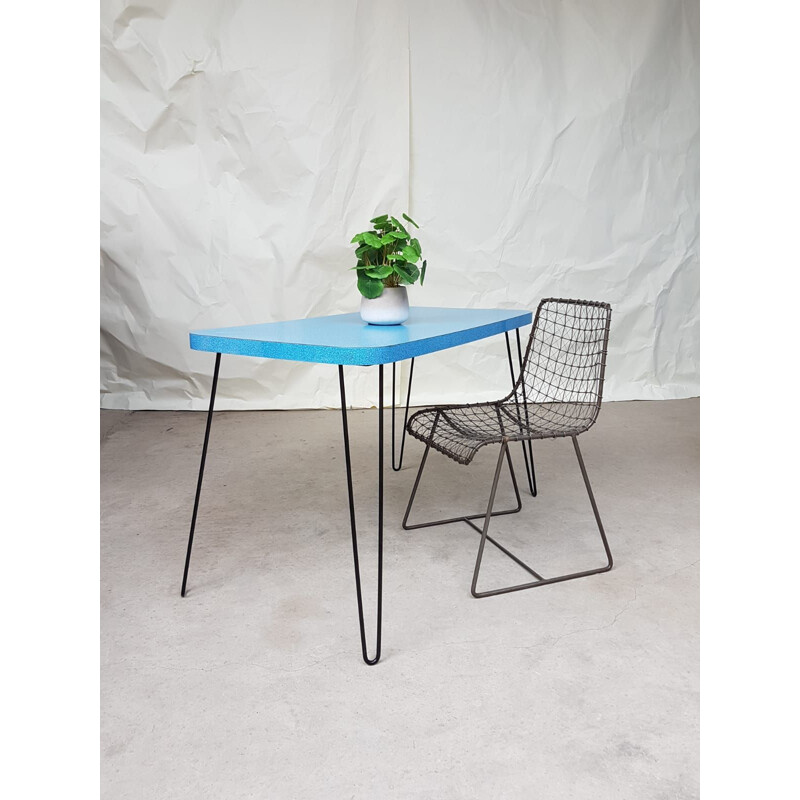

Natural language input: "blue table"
[183,307,535,664]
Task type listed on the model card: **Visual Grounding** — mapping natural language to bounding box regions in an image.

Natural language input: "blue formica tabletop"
[190,307,532,366]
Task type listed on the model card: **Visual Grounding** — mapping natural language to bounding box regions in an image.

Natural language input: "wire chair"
[402,298,613,597]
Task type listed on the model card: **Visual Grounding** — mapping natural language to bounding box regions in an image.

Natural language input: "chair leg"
[470,434,613,598]
[402,434,545,579]
[471,442,514,595]
[402,433,522,531]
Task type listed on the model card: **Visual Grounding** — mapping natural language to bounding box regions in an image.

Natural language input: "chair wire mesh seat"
[402,298,614,598]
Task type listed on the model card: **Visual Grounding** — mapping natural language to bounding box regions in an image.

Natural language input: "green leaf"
[370,214,388,224]
[390,216,408,236]
[401,245,419,263]
[410,238,421,256]
[402,212,419,228]
[389,230,406,240]
[387,253,405,261]
[365,264,393,279]
[380,233,395,245]
[362,232,382,248]
[351,233,365,244]
[357,273,384,299]
[420,259,427,286]
[391,263,409,280]
[355,244,371,257]
[393,262,419,284]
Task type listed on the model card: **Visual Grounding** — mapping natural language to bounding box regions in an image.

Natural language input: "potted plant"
[350,213,428,325]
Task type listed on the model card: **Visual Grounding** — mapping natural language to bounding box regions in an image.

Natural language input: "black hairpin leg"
[338,364,383,665]
[515,328,537,496]
[391,358,415,471]
[181,352,221,597]
[470,435,612,598]
[504,331,537,496]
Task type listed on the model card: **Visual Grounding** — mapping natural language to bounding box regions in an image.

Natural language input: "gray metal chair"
[402,297,613,597]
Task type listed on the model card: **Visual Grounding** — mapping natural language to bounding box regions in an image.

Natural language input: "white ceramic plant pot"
[360,286,409,325]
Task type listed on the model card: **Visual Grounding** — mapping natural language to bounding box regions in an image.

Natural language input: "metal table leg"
[504,330,538,497]
[391,358,415,471]
[338,364,384,665]
[181,352,222,597]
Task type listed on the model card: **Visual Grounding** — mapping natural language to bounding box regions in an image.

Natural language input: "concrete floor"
[101,399,698,799]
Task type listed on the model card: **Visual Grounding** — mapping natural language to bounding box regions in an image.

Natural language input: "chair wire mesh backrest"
[507,298,612,427]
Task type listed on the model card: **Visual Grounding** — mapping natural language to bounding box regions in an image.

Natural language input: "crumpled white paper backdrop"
[101,0,698,410]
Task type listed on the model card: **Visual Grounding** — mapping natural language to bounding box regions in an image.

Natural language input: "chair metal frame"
[402,298,613,597]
